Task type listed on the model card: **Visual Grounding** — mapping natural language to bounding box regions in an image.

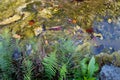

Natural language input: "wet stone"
[100,65,120,80]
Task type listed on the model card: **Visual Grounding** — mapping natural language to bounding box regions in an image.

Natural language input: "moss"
[111,52,120,67]
[95,52,120,67]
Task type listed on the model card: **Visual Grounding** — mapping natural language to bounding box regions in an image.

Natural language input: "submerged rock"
[100,65,120,80]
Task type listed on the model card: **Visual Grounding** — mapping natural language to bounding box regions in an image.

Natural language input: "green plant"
[0,28,15,80]
[55,39,76,65]
[58,39,76,54]
[59,64,67,80]
[80,56,99,80]
[24,59,33,80]
[0,29,99,80]
[42,51,57,79]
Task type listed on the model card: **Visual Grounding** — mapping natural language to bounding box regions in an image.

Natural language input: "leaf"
[24,60,33,80]
[59,64,67,80]
[88,56,98,78]
[42,51,57,79]
[80,58,88,76]
[84,76,96,80]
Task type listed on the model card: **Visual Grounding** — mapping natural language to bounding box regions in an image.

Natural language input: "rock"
[95,52,120,67]
[12,49,22,61]
[34,27,43,36]
[75,42,91,53]
[0,15,22,26]
[12,34,21,40]
[26,44,32,55]
[100,65,120,80]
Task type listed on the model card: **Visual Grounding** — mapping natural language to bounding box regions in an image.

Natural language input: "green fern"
[84,77,96,80]
[59,39,76,54]
[59,64,67,80]
[0,28,14,80]
[42,51,57,79]
[24,59,33,80]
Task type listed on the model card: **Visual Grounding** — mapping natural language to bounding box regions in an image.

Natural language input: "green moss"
[95,52,120,67]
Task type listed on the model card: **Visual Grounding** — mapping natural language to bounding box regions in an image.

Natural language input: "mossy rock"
[95,52,120,67]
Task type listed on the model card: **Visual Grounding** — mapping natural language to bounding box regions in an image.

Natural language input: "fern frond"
[59,64,67,80]
[80,58,88,76]
[24,59,33,80]
[42,51,57,79]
